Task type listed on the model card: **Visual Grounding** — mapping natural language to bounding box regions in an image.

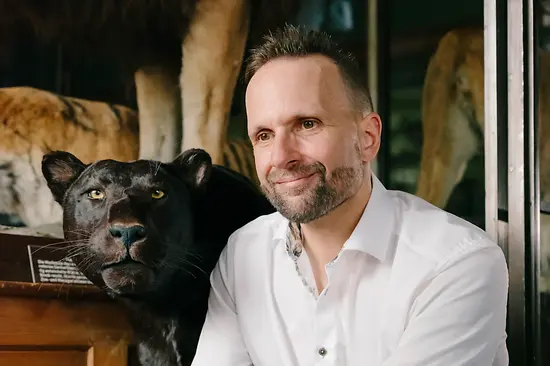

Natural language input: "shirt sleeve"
[191,234,253,366]
[380,243,509,366]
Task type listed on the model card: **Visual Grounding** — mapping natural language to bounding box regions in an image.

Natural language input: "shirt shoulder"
[223,211,286,258]
[230,210,285,239]
[390,190,503,271]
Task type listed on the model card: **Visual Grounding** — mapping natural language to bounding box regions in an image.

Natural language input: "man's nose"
[270,135,301,168]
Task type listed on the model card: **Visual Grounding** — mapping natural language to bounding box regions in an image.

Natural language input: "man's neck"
[300,175,373,268]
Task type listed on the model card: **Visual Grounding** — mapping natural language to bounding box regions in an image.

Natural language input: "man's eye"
[302,120,317,129]
[257,132,271,142]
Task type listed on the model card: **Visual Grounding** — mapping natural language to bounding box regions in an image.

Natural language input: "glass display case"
[381,0,548,364]
[485,0,549,364]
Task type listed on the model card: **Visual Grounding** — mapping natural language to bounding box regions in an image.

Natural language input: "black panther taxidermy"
[41,148,275,366]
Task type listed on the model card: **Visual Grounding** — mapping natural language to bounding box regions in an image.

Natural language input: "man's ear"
[41,151,87,204]
[358,111,382,162]
[170,148,212,188]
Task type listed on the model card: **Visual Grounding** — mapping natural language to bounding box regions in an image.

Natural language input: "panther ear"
[171,148,212,188]
[42,151,87,204]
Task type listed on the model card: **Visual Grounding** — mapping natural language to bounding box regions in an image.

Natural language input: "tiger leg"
[134,65,182,162]
[179,0,250,165]
[416,102,480,208]
[416,30,483,208]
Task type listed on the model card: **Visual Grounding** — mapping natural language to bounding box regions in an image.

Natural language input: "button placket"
[314,281,338,364]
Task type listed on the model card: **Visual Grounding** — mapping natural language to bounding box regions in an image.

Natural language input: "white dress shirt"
[191,174,509,366]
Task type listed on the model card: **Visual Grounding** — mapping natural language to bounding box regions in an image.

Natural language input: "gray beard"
[262,164,364,223]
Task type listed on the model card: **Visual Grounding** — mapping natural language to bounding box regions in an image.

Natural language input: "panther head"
[41,148,213,298]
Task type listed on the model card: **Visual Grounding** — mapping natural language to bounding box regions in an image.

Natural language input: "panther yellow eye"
[152,190,165,199]
[87,189,104,200]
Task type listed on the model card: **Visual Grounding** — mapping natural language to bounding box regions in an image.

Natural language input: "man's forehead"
[245,56,348,128]
[247,55,336,90]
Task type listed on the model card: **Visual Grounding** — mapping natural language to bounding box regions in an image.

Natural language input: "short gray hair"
[244,24,373,114]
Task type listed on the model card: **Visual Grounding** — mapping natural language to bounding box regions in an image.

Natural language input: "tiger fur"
[0,86,258,234]
[415,28,550,292]
[0,0,300,167]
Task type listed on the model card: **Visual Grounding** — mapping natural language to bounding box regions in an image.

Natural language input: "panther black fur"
[41,148,275,366]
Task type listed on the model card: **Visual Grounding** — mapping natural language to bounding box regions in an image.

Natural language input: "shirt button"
[318,347,327,357]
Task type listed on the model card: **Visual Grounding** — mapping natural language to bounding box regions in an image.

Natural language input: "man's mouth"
[275,172,316,185]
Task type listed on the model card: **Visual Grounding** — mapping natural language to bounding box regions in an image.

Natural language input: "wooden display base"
[0,233,137,366]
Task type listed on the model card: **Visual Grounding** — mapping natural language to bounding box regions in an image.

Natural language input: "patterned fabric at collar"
[286,220,342,266]
[286,221,304,260]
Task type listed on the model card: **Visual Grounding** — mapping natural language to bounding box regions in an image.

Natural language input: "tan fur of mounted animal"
[0,86,258,233]
[0,0,299,165]
[0,86,139,229]
[415,28,550,291]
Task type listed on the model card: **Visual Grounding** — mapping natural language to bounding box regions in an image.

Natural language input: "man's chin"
[272,200,317,223]
[101,262,156,296]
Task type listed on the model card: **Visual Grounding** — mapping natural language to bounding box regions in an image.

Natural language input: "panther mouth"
[100,258,156,296]
[101,257,153,271]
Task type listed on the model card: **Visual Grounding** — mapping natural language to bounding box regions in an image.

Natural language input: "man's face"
[246,55,381,223]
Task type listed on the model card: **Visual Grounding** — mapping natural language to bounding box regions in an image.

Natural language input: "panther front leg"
[135,65,182,162]
[180,0,250,165]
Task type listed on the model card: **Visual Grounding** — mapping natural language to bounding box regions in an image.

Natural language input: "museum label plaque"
[0,234,93,286]
[27,244,93,285]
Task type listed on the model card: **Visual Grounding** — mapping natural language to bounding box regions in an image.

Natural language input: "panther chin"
[101,260,156,296]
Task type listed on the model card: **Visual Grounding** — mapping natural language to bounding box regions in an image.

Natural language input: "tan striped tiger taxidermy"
[415,28,550,291]
[0,0,300,167]
[0,86,258,236]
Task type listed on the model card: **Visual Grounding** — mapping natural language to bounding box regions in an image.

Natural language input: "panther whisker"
[61,249,88,261]
[31,239,90,255]
[160,262,197,279]
[183,250,205,265]
[181,260,207,277]
[159,253,208,278]
[154,161,162,176]
[77,256,97,274]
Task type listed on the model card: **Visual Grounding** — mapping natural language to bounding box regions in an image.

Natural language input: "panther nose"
[109,224,147,247]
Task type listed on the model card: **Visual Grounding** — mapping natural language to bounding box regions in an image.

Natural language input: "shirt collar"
[342,173,395,261]
[272,173,396,262]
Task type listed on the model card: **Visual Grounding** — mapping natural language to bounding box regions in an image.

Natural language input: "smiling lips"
[275,172,316,187]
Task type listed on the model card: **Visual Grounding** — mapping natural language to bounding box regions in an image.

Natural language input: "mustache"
[267,162,326,183]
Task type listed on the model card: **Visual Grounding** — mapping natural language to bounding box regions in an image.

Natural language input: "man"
[191,24,509,366]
